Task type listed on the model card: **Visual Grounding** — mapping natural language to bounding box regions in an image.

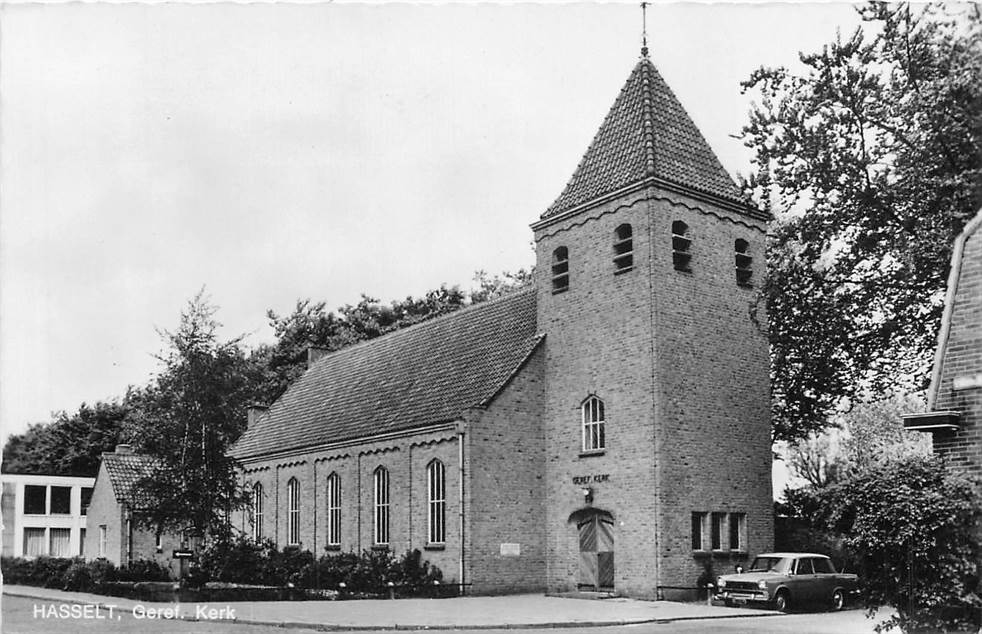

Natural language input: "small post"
[387,580,395,600]
[338,581,346,600]
[706,582,714,606]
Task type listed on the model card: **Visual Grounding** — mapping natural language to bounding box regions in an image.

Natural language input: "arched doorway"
[569,508,614,590]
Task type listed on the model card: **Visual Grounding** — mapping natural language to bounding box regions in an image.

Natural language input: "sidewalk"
[3,584,782,630]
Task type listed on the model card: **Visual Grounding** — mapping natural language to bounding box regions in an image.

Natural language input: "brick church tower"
[532,55,773,598]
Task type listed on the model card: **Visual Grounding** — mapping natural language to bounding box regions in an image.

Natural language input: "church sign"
[572,474,610,485]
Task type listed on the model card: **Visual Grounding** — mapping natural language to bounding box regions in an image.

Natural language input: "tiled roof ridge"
[541,58,761,221]
[241,286,539,438]
[305,285,538,370]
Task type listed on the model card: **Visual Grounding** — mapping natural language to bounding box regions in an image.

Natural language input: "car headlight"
[717,578,726,588]
[757,580,767,589]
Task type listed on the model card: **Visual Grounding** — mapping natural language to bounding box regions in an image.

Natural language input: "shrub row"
[190,535,446,596]
[1,556,171,591]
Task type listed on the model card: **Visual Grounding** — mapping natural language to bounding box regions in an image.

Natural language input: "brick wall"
[84,463,124,564]
[464,345,547,594]
[647,190,773,597]
[533,186,772,599]
[932,221,982,476]
[237,426,462,586]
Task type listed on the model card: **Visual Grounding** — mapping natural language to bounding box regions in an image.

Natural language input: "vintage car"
[715,552,858,612]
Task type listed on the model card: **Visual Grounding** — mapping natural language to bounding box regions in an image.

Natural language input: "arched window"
[672,221,691,271]
[326,473,341,547]
[581,396,606,453]
[735,239,753,287]
[614,224,633,273]
[552,247,570,293]
[252,482,264,541]
[287,478,300,546]
[373,467,389,545]
[427,460,446,544]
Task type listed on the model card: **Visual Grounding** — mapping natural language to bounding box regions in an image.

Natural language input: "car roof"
[755,552,829,559]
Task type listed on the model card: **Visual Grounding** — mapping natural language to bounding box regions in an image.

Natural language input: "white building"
[1,473,95,558]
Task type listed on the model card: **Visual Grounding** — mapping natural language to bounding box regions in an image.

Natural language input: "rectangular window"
[49,528,72,557]
[79,528,86,557]
[155,532,163,553]
[728,513,746,551]
[428,462,446,544]
[691,512,707,550]
[24,485,46,515]
[23,528,46,557]
[711,512,726,550]
[50,486,72,515]
[99,525,107,557]
[326,474,341,547]
[252,483,264,541]
[287,479,300,546]
[80,487,93,516]
[374,468,389,545]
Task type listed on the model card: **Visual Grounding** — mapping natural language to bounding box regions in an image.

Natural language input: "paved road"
[3,594,887,634]
[2,595,320,634]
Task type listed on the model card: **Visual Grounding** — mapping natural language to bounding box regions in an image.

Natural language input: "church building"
[231,51,774,599]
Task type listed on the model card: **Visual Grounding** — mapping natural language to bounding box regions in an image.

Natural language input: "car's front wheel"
[830,588,845,612]
[774,590,790,613]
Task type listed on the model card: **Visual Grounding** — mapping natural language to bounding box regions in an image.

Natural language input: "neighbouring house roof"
[101,453,157,507]
[231,287,542,460]
[542,58,764,221]
[927,206,982,409]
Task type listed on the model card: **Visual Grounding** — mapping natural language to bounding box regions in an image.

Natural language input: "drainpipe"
[457,421,466,594]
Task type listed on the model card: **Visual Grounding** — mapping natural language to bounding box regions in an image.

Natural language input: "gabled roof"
[232,288,542,460]
[542,58,763,220]
[927,206,982,409]
[101,453,157,507]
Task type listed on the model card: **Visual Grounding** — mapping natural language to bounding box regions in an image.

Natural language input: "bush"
[1,556,76,588]
[117,559,171,582]
[819,455,981,633]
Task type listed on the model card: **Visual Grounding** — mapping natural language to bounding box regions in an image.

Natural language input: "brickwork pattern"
[465,347,547,594]
[533,186,772,599]
[933,225,982,477]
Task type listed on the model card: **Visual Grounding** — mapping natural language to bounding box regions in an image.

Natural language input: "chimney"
[247,404,269,427]
[114,444,134,455]
[307,346,331,368]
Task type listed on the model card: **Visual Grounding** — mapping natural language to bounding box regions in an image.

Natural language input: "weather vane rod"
[641,2,649,58]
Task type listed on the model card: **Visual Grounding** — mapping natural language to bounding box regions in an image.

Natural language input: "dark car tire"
[723,599,734,608]
[830,589,845,612]
[774,590,790,613]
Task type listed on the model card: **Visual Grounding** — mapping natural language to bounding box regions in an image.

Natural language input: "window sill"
[737,282,754,289]
[424,544,446,551]
[579,450,606,458]
[371,544,390,552]
[614,266,634,276]
[674,267,692,274]
[325,544,341,552]
[552,287,569,295]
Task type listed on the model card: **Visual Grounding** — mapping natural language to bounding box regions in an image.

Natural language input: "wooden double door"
[577,514,614,590]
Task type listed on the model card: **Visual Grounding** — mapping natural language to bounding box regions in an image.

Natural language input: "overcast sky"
[1,2,864,452]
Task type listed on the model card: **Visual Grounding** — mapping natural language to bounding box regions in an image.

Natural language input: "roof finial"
[640,2,649,58]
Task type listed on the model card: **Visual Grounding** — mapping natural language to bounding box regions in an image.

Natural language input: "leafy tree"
[742,3,982,442]
[820,456,980,632]
[127,291,259,540]
[470,268,533,303]
[1,400,130,477]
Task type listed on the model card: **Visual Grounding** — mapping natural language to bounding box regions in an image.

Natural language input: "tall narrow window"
[326,473,341,548]
[80,487,93,516]
[691,512,707,550]
[728,513,746,551]
[613,224,633,273]
[427,460,446,544]
[552,247,570,293]
[711,512,726,550]
[98,526,108,558]
[79,528,86,557]
[287,478,300,546]
[735,239,753,287]
[374,467,390,545]
[581,396,606,453]
[252,482,264,541]
[672,221,691,271]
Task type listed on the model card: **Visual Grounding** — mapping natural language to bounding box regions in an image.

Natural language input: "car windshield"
[748,557,790,573]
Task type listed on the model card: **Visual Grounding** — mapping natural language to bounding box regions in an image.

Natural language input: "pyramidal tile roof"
[231,288,542,460]
[102,453,158,508]
[542,58,761,220]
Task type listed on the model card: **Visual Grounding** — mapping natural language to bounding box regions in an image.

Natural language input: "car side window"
[812,558,835,574]
[795,558,815,575]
